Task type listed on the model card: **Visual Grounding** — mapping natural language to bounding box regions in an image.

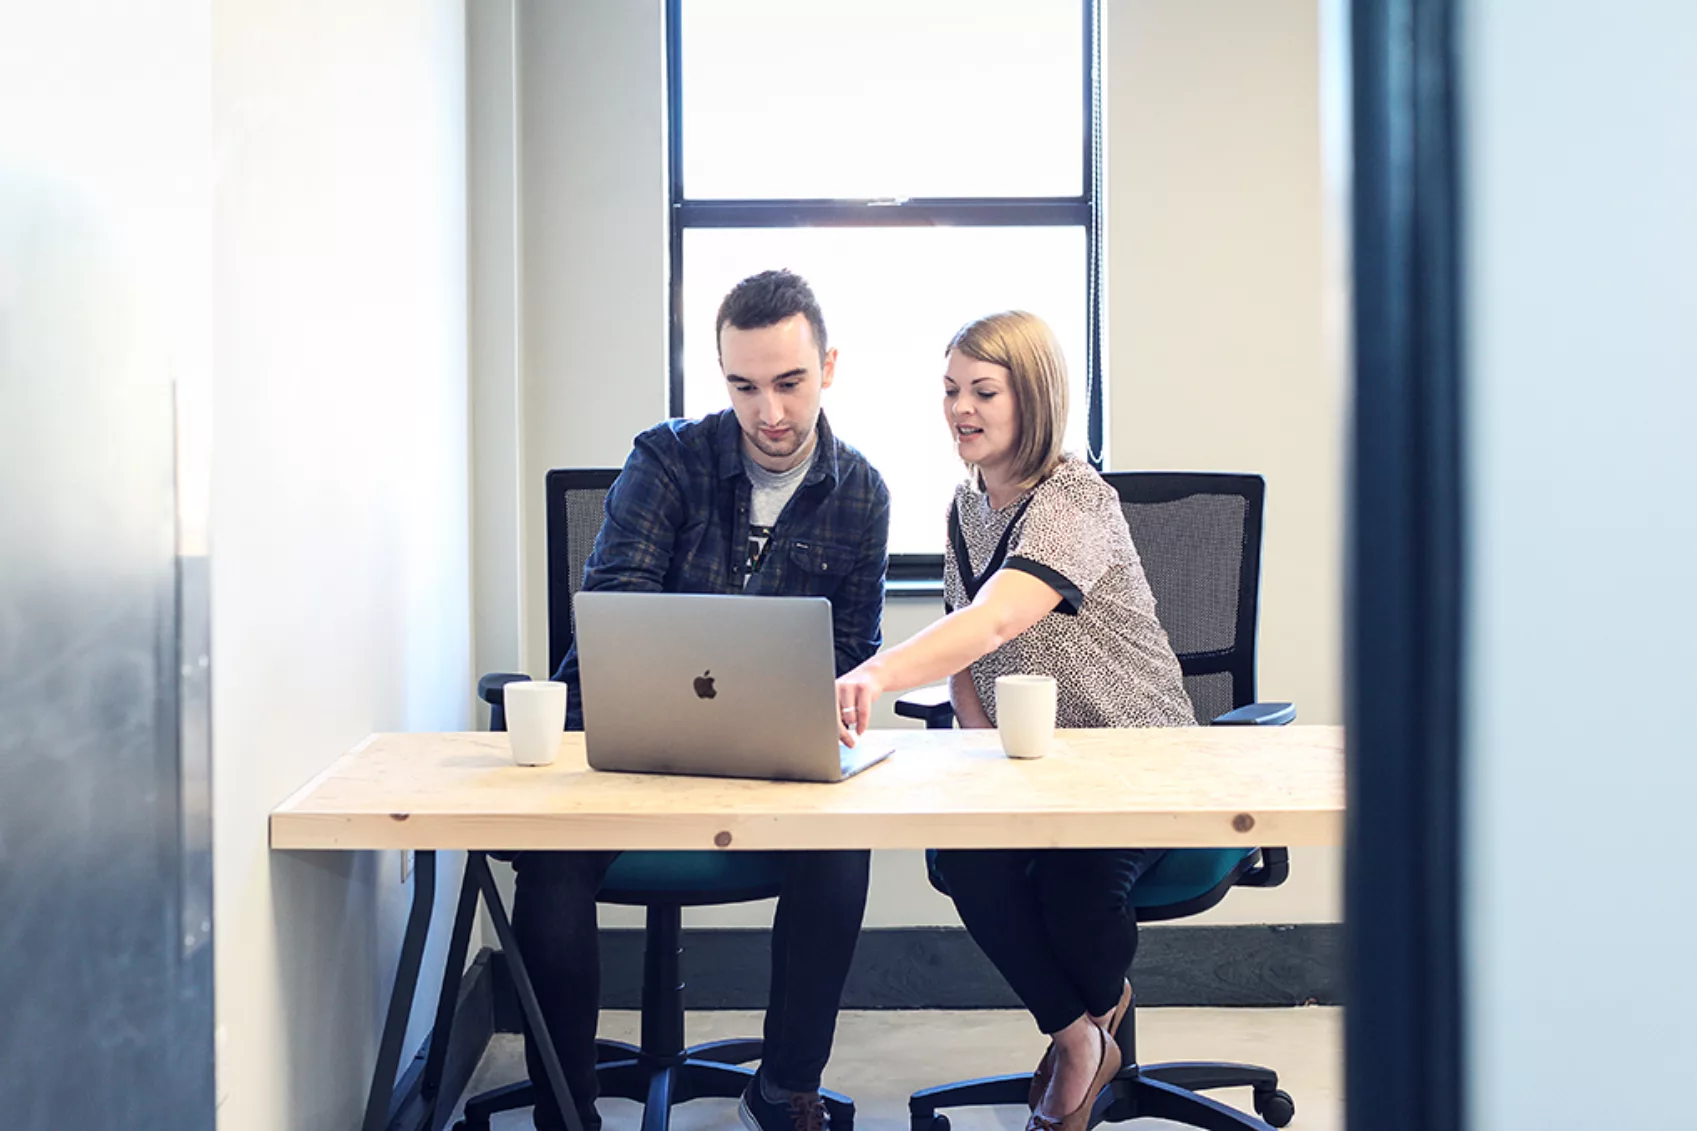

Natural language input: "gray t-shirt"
[741,449,812,587]
[943,456,1195,728]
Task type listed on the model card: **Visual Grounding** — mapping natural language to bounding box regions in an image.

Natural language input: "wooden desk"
[272,726,1344,1131]
[271,725,1345,853]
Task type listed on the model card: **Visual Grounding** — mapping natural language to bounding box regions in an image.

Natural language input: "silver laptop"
[573,591,894,783]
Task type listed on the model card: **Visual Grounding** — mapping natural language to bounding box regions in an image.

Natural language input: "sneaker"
[739,1076,828,1131]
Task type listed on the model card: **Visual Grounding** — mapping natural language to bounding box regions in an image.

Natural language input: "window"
[669,0,1103,569]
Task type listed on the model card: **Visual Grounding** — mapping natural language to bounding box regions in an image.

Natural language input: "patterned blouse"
[942,456,1195,729]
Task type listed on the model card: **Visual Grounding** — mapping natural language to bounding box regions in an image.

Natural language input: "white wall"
[211,2,471,1128]
[1462,4,1697,1127]
[1106,0,1339,728]
[470,0,1340,929]
[519,0,672,683]
[1105,0,1341,923]
[469,0,527,698]
[468,0,672,694]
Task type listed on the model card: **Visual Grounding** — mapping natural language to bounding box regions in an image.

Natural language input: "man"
[513,270,890,1131]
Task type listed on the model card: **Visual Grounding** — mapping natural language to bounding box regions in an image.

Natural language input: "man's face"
[719,313,836,472]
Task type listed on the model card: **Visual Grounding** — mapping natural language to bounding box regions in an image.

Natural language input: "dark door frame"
[1346,0,1467,1129]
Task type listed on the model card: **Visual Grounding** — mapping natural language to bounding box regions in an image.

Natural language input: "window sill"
[887,577,944,600]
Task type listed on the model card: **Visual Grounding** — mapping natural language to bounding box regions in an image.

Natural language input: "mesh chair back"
[1107,473,1266,726]
[544,469,621,678]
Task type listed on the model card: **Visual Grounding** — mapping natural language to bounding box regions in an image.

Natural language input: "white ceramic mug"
[995,674,1057,759]
[505,680,568,766]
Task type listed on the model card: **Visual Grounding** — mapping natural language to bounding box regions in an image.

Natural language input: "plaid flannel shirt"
[554,408,890,729]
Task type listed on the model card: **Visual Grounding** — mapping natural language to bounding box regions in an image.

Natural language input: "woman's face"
[943,350,1018,475]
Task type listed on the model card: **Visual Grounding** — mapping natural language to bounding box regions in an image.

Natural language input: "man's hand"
[834,664,887,747]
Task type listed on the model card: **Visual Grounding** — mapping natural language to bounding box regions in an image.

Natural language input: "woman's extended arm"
[836,568,1060,742]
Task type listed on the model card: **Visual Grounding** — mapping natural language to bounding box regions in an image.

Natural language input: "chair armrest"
[1211,701,1296,727]
[894,684,956,729]
[1236,846,1290,888]
[477,673,531,733]
[1209,703,1294,891]
[478,672,532,708]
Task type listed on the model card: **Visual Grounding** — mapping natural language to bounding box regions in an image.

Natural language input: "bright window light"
[682,226,1089,556]
[681,0,1083,200]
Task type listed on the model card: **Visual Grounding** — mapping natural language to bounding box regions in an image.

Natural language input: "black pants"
[931,847,1166,1035]
[510,849,872,1131]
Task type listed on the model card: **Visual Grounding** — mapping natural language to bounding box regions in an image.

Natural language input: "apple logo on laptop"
[693,670,717,700]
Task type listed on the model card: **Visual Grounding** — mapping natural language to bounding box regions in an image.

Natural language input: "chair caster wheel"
[911,1114,948,1131]
[1253,1087,1295,1127]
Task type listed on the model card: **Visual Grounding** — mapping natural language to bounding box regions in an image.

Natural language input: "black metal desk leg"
[470,853,585,1131]
[421,851,484,1128]
[363,850,438,1131]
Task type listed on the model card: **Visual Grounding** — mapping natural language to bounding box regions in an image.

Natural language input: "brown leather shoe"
[1024,1026,1123,1131]
[1028,1044,1055,1112]
[1102,979,1134,1039]
[1027,980,1132,1109]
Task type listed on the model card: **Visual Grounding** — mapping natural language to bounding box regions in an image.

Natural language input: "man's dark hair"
[714,269,828,362]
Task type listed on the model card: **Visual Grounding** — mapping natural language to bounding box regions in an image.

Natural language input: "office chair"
[453,469,855,1131]
[899,472,1298,1131]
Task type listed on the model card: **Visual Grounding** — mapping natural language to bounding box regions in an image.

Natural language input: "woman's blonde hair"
[946,310,1069,490]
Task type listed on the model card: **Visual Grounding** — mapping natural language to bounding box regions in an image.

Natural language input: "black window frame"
[665,0,1105,581]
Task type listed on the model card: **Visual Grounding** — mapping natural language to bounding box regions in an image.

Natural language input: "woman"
[834,311,1195,1131]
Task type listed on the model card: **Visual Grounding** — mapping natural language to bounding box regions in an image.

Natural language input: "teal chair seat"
[1131,848,1260,917]
[600,850,787,902]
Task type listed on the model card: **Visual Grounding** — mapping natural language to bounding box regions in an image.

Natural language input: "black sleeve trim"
[1004,555,1084,615]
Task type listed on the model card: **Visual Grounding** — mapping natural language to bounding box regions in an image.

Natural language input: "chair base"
[457,1038,856,1131]
[908,1061,1293,1131]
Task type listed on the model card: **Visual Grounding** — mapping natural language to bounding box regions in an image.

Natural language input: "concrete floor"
[448,1007,1341,1131]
